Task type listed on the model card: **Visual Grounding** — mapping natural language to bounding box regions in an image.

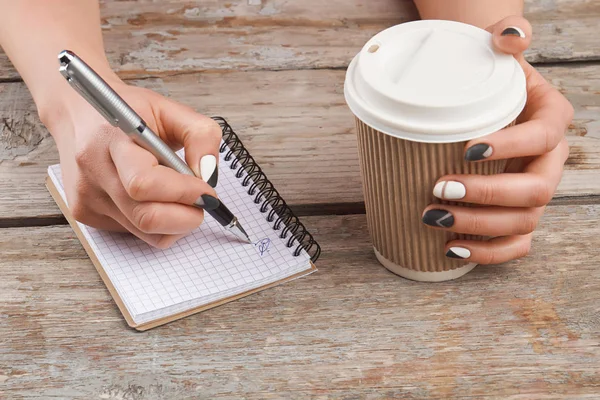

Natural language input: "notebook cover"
[46,176,316,331]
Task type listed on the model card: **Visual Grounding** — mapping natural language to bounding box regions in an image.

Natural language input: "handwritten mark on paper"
[255,238,271,256]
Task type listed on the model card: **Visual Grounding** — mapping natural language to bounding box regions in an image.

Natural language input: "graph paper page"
[48,145,312,324]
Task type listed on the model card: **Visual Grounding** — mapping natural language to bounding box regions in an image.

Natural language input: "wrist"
[414,0,523,30]
[37,65,123,143]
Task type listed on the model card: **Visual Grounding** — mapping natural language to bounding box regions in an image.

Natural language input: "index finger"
[464,82,572,161]
[154,97,222,187]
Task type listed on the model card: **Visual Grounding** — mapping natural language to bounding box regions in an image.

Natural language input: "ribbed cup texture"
[355,119,511,273]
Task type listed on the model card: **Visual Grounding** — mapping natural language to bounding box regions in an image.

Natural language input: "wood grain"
[1,207,599,398]
[1,1,598,397]
[1,0,600,80]
[1,64,600,223]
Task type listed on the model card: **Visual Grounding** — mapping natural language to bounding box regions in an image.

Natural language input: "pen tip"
[229,219,252,244]
[242,231,252,244]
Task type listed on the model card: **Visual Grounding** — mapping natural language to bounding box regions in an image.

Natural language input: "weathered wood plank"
[1,0,599,80]
[1,206,599,398]
[1,63,599,222]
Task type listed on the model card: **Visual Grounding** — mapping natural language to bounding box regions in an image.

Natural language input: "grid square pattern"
[48,141,312,324]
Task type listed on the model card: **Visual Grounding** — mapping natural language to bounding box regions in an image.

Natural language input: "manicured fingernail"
[433,181,466,200]
[194,194,220,210]
[200,155,218,188]
[446,247,471,259]
[501,26,525,38]
[465,143,493,161]
[422,209,454,228]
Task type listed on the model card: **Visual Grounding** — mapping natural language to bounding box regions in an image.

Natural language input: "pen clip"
[58,64,120,127]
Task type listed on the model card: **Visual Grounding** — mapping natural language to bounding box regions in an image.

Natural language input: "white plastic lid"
[344,20,527,143]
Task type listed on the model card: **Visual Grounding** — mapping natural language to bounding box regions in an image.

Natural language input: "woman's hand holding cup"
[424,16,574,264]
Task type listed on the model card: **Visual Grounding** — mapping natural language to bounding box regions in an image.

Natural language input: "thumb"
[487,15,532,65]
[153,96,222,188]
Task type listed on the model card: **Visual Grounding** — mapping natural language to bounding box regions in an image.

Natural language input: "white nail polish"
[447,247,471,259]
[433,181,466,200]
[200,155,218,187]
[194,196,205,207]
[482,146,493,158]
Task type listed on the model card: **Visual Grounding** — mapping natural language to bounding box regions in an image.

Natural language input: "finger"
[116,197,206,236]
[445,234,533,265]
[153,97,222,187]
[434,141,567,207]
[465,66,572,162]
[104,205,187,249]
[464,114,565,162]
[433,174,552,208]
[101,156,207,235]
[422,206,545,236]
[63,174,128,231]
[70,205,127,232]
[525,137,570,174]
[154,233,187,249]
[109,137,218,205]
[73,190,186,249]
[487,16,532,65]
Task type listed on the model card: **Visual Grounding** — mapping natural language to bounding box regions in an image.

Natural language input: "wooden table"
[1,1,599,398]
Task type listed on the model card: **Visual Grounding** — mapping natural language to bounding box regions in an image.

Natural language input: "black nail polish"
[465,143,492,161]
[207,169,218,188]
[446,249,463,259]
[422,209,454,228]
[200,194,221,210]
[501,26,525,38]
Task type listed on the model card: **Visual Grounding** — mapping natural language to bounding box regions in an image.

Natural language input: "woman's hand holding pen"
[45,77,223,249]
[0,2,224,249]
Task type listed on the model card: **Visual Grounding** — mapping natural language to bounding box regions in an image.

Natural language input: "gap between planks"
[2,196,600,229]
[0,202,369,229]
[2,59,600,84]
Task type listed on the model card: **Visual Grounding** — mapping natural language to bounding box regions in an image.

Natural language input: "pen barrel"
[134,126,195,176]
[59,51,141,134]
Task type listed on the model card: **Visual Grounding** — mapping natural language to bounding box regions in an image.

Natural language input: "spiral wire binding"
[212,117,321,262]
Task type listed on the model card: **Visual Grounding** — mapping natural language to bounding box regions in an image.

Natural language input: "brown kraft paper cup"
[355,118,515,281]
[344,20,527,281]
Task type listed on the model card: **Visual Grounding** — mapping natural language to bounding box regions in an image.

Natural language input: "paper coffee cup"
[344,20,527,281]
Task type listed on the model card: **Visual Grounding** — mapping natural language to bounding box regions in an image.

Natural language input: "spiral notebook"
[46,118,320,331]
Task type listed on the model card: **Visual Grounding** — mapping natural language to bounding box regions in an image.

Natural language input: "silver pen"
[58,50,251,243]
